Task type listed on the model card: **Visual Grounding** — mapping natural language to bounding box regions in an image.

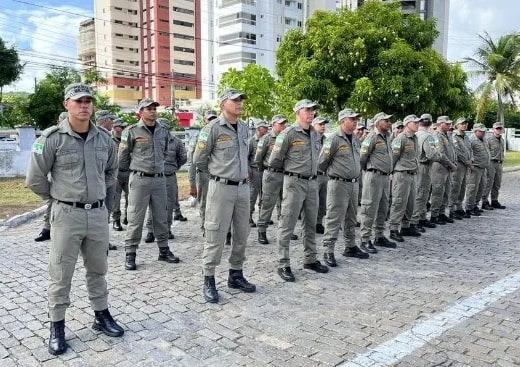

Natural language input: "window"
[219,12,256,26]
[173,72,196,80]
[173,33,195,40]
[297,21,302,27]
[285,1,291,6]
[173,20,194,27]
[221,0,256,7]
[174,46,195,53]
[220,32,257,45]
[297,2,302,9]
[173,6,194,15]
[174,59,195,66]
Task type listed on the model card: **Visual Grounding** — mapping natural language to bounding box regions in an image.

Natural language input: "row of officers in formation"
[25,83,506,356]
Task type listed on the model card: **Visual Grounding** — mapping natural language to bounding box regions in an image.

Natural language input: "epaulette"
[41,125,60,137]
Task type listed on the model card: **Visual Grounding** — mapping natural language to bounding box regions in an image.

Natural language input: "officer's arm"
[267,131,289,170]
[248,136,255,165]
[359,135,374,170]
[26,136,54,200]
[163,132,169,157]
[318,136,334,172]
[105,138,118,188]
[436,141,451,166]
[118,128,132,171]
[177,139,188,167]
[423,136,439,162]
[254,136,267,170]
[193,125,213,173]
[391,136,403,170]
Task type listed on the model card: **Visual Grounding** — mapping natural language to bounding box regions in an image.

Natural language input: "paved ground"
[1,171,519,367]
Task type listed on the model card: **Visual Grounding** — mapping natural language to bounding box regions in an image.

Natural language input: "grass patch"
[505,151,520,168]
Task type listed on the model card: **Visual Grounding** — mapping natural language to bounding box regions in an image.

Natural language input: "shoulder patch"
[257,137,265,148]
[121,130,129,142]
[361,136,372,147]
[198,131,210,142]
[392,138,401,150]
[31,140,44,155]
[323,138,332,149]
[275,134,285,145]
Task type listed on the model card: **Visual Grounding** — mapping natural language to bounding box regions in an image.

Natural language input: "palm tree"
[464,32,520,124]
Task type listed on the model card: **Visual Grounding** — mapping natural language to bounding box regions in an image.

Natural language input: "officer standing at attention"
[319,108,368,267]
[26,83,123,356]
[188,110,217,234]
[482,122,506,210]
[269,99,329,282]
[388,114,421,242]
[34,112,69,242]
[119,98,179,270]
[429,116,458,225]
[248,118,269,227]
[359,112,396,253]
[449,118,472,219]
[464,123,490,216]
[312,116,329,234]
[390,120,404,143]
[193,88,256,303]
[111,118,129,231]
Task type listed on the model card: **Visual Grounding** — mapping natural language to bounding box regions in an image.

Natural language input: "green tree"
[464,32,520,124]
[0,38,24,104]
[116,111,139,126]
[28,67,81,129]
[0,92,32,127]
[276,1,471,119]
[217,64,276,120]
[83,68,108,85]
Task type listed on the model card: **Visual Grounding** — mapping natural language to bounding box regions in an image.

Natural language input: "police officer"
[320,108,368,267]
[248,118,269,227]
[482,122,506,209]
[388,114,421,242]
[464,123,490,216]
[269,99,329,282]
[193,88,256,303]
[255,115,289,244]
[34,112,69,242]
[26,83,123,356]
[429,116,458,225]
[119,98,179,270]
[312,116,329,234]
[144,117,188,241]
[359,112,396,252]
[390,119,404,143]
[449,117,472,219]
[111,118,129,231]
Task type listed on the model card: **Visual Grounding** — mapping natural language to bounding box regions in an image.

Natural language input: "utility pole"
[171,69,176,115]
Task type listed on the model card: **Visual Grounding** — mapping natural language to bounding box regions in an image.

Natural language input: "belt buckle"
[84,203,92,210]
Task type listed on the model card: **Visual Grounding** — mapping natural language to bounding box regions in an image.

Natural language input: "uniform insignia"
[323,148,330,155]
[136,137,149,143]
[338,146,350,151]
[392,139,401,149]
[198,131,209,142]
[197,141,207,150]
[323,138,332,149]
[121,130,129,142]
[291,140,305,147]
[217,135,233,143]
[32,141,44,155]
[275,135,285,145]
[361,137,371,147]
[257,138,265,147]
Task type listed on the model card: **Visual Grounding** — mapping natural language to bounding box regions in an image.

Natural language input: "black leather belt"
[164,173,175,177]
[328,176,358,183]
[492,160,503,164]
[284,172,317,180]
[58,200,104,210]
[419,161,430,165]
[211,175,248,186]
[119,169,128,172]
[267,167,284,173]
[396,170,417,175]
[317,171,326,176]
[366,168,390,176]
[132,170,164,177]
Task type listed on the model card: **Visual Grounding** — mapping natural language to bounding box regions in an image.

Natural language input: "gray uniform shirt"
[433,131,456,167]
[118,120,169,174]
[391,131,418,171]
[164,134,187,174]
[248,134,261,169]
[487,135,505,161]
[452,131,472,165]
[470,134,490,168]
[26,119,118,203]
[318,130,361,179]
[254,131,277,171]
[268,122,319,176]
[360,129,393,173]
[416,128,439,163]
[193,115,249,181]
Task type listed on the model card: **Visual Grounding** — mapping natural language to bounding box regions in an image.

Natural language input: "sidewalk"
[0,171,519,366]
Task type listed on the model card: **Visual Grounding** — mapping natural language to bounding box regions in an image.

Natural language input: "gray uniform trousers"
[449,164,467,212]
[43,199,53,230]
[430,163,451,217]
[125,174,169,251]
[465,167,486,210]
[317,174,328,225]
[322,180,359,252]
[48,201,109,321]
[257,170,284,230]
[482,161,503,202]
[146,172,180,231]
[277,176,318,267]
[197,170,210,230]
[411,163,431,224]
[202,180,249,276]
[112,175,129,222]
[249,168,263,214]
[388,171,416,231]
[360,171,390,242]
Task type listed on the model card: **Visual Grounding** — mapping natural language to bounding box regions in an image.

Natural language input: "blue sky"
[2,0,519,94]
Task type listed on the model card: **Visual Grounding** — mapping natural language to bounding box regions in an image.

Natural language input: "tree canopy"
[0,38,24,104]
[276,1,471,119]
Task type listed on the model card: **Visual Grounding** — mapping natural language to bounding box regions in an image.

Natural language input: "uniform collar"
[60,119,98,139]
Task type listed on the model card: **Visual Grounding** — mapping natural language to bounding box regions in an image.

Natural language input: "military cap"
[493,121,504,129]
[58,112,68,122]
[95,110,117,122]
[338,108,361,121]
[356,122,366,130]
[311,116,329,125]
[454,117,467,127]
[420,113,433,122]
[393,120,404,129]
[293,99,320,112]
[271,114,288,124]
[112,118,127,128]
[137,98,160,111]
[373,112,393,124]
[219,88,247,103]
[253,119,269,129]
[64,83,93,100]
[403,115,420,125]
[437,115,451,124]
[473,123,487,132]
[204,110,218,120]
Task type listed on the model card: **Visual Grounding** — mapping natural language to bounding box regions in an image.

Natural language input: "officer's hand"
[189,186,197,197]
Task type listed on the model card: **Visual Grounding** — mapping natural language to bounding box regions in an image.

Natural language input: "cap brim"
[68,92,93,100]
[228,93,247,100]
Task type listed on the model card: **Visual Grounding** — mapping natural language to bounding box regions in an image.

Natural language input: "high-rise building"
[337,0,449,57]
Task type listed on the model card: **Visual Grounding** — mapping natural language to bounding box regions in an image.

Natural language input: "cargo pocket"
[204,221,220,243]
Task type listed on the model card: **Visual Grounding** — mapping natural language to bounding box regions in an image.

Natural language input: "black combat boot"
[343,246,369,259]
[249,214,257,228]
[439,213,454,223]
[158,247,180,263]
[125,253,136,270]
[203,276,219,303]
[491,201,506,209]
[389,230,404,242]
[400,226,422,237]
[290,234,299,240]
[316,223,325,234]
[258,231,269,245]
[122,216,128,225]
[168,230,175,239]
[360,241,377,254]
[228,269,256,292]
[144,232,155,243]
[112,220,123,231]
[108,243,117,251]
[374,236,397,248]
[481,201,493,210]
[449,211,463,220]
[174,213,187,221]
[35,228,51,242]
[92,309,124,337]
[48,320,67,355]
[323,252,337,267]
[430,216,446,225]
[467,208,480,217]
[419,219,436,228]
